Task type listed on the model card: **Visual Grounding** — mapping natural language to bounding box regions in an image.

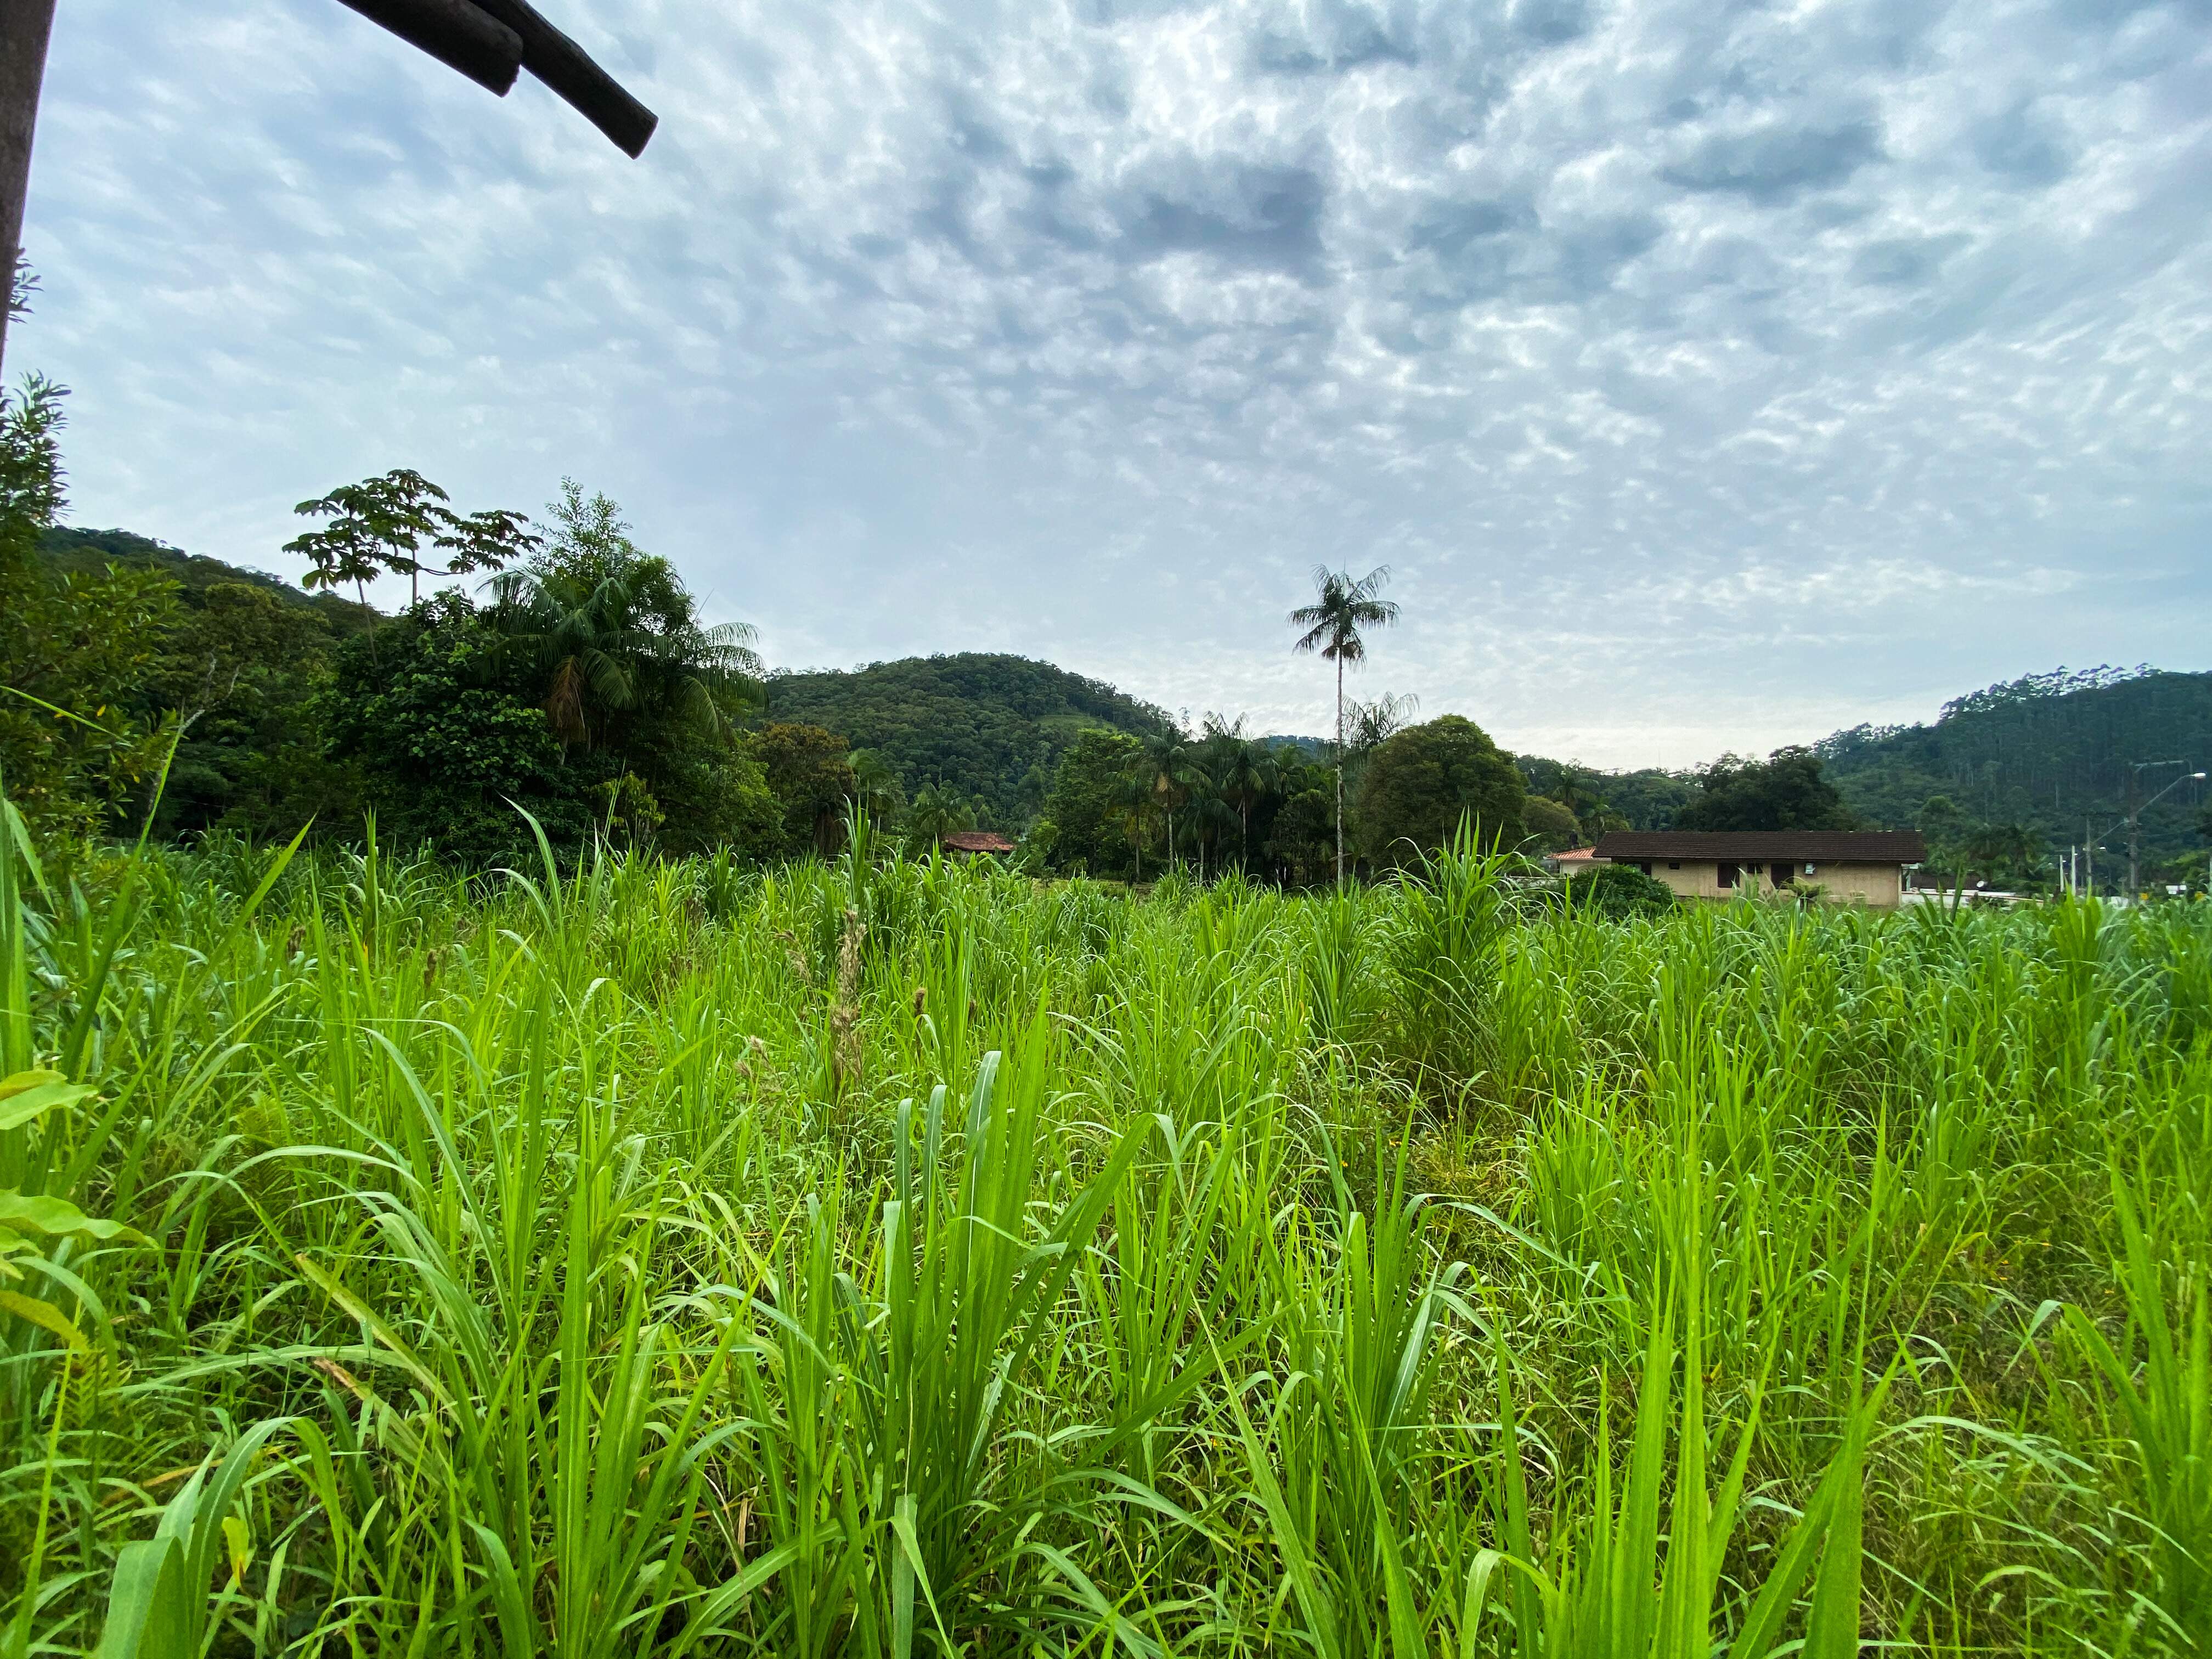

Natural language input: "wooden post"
[0,0,57,377]
[469,0,657,157]
[335,0,523,97]
[340,0,655,155]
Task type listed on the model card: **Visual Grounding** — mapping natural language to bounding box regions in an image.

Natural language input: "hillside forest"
[5,386,2209,891]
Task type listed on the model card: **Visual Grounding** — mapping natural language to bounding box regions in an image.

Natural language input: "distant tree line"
[7,380,2204,890]
[762,653,1178,828]
[1040,708,1534,885]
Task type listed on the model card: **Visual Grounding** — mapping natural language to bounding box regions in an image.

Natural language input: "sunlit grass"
[1,806,2207,1655]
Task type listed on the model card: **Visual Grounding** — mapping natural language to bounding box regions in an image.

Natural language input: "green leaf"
[94,1537,185,1659]
[0,1288,87,1350]
[0,1073,95,1132]
[0,1190,146,1246]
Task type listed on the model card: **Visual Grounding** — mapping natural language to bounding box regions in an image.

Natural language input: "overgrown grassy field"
[2,813,2207,1656]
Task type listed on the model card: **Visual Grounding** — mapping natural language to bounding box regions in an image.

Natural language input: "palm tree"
[491,555,759,751]
[1342,690,1418,806]
[1290,565,1400,884]
[904,780,974,854]
[1345,690,1419,754]
[1200,717,1277,872]
[488,490,760,755]
[1128,730,1207,870]
[1548,767,1626,842]
[847,748,904,820]
[1107,768,1158,882]
[1189,791,1240,883]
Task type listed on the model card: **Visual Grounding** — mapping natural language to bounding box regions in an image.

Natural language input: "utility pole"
[2126,766,2142,899]
[2108,761,2205,901]
[0,0,57,376]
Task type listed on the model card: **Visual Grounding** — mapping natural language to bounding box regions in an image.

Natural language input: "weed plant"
[1,807,2207,1656]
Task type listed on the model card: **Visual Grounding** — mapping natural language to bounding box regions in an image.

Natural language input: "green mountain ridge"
[764,653,1177,825]
[38,526,379,632]
[1817,665,2212,878]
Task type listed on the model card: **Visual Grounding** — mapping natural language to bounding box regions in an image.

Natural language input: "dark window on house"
[1717,862,1738,889]
[1639,861,1652,876]
[1668,860,1680,870]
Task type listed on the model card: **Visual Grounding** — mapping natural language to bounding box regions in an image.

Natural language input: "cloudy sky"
[20,0,2212,766]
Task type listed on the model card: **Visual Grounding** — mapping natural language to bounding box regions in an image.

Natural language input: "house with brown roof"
[941,830,1017,860]
[1588,831,1927,908]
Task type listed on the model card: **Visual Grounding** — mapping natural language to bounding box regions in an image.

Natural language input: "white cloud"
[16,0,2212,769]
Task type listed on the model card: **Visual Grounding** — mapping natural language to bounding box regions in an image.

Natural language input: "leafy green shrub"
[1567,860,1677,917]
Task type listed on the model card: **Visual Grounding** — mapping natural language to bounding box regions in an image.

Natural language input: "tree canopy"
[1042,729,1142,878]
[749,722,856,859]
[1355,715,1527,868]
[1675,746,1859,833]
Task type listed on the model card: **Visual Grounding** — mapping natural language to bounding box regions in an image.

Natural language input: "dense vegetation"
[0,395,840,869]
[2,393,1545,885]
[7,300,2212,1659]
[2,816,2208,1655]
[10,416,2205,894]
[1819,667,2212,884]
[765,655,1175,827]
[38,527,375,635]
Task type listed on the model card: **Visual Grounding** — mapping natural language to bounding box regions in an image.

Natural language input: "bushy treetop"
[1355,714,1527,868]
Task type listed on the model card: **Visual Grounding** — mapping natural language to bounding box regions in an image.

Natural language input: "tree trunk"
[0,0,57,379]
[1334,655,1345,887]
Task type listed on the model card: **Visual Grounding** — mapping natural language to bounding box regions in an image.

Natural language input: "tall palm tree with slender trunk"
[1290,565,1400,885]
[1108,768,1158,882]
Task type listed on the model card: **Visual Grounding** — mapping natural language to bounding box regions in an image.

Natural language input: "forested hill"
[765,653,1176,823]
[39,526,377,631]
[1817,666,2212,865]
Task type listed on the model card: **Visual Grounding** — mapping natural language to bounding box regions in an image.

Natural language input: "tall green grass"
[0,801,2206,1655]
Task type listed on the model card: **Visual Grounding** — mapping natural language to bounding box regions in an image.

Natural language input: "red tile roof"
[1553,846,1602,863]
[941,830,1016,854]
